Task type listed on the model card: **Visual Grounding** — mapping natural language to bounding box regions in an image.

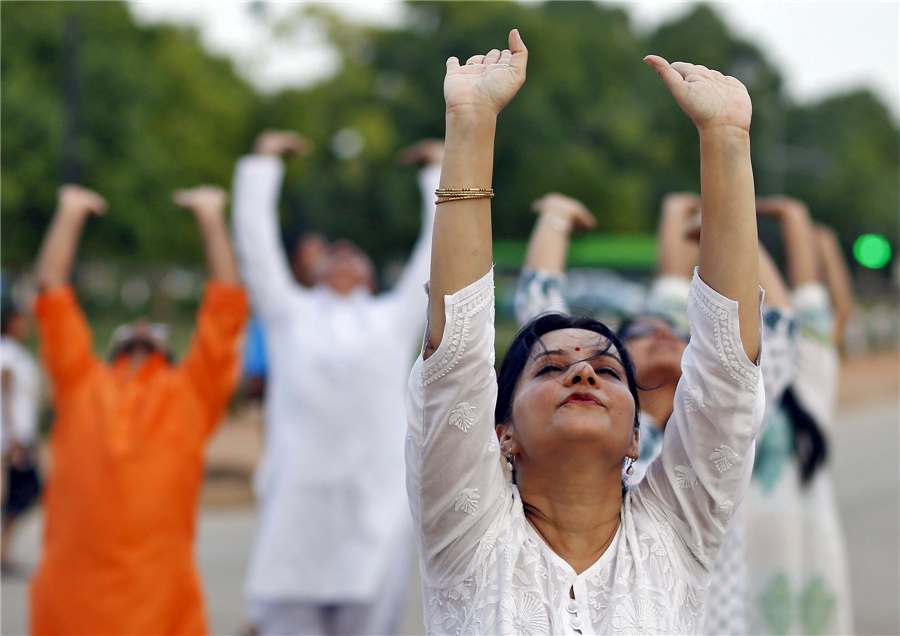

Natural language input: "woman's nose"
[566,361,597,387]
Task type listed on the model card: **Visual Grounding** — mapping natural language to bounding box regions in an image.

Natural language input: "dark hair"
[495,313,641,430]
[783,385,829,485]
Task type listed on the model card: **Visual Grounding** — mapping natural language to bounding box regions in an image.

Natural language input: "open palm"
[444,29,528,116]
[645,56,752,132]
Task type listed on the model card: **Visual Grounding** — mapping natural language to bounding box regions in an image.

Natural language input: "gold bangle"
[435,188,495,205]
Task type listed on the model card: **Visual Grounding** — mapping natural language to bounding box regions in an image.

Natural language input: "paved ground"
[3,353,897,635]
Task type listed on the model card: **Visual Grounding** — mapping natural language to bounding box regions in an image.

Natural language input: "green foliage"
[1,1,258,268]
[2,0,897,276]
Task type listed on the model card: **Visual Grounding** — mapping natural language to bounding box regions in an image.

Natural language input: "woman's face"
[502,328,638,467]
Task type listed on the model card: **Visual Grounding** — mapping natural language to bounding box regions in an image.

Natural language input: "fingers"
[446,56,460,71]
[644,55,685,94]
[466,54,486,66]
[483,49,501,66]
[498,48,512,66]
[509,28,528,71]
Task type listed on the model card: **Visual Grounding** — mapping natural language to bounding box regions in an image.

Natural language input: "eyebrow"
[529,347,625,369]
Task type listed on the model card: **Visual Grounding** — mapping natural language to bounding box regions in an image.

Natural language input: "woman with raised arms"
[406,30,764,635]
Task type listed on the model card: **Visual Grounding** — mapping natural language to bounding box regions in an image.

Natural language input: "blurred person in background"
[1,302,42,576]
[744,197,855,636]
[29,184,249,636]
[514,191,796,636]
[232,130,442,636]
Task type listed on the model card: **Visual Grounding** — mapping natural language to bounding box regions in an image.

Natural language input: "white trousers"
[247,541,412,636]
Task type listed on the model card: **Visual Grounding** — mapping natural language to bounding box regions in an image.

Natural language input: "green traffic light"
[853,234,892,269]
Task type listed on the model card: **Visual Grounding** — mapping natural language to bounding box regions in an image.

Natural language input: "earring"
[625,457,635,476]
[506,454,515,473]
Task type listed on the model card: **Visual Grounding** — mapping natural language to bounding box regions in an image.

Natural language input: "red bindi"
[575,347,580,351]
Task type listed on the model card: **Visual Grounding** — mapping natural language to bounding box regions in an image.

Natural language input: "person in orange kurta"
[29,184,249,636]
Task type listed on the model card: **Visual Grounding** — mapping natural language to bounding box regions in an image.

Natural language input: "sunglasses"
[621,320,690,343]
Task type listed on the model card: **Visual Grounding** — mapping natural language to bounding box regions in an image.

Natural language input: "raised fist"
[531,193,596,235]
[57,184,107,218]
[398,139,445,166]
[253,130,312,158]
[173,186,228,220]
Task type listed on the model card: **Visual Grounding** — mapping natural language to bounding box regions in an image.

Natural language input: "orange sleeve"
[181,280,249,436]
[33,285,99,394]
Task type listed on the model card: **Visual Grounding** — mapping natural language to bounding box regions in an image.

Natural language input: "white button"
[566,599,577,613]
[569,616,581,630]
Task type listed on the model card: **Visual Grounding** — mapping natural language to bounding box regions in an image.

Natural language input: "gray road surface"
[3,395,897,635]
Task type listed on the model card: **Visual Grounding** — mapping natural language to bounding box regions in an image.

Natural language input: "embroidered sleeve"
[407,269,509,589]
[633,269,765,586]
[514,268,569,326]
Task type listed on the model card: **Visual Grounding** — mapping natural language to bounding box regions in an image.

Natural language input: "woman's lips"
[562,392,603,406]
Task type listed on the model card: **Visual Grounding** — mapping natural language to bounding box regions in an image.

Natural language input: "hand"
[756,196,809,218]
[253,130,312,158]
[662,192,701,218]
[398,139,444,166]
[531,193,596,234]
[644,56,751,133]
[57,185,107,218]
[444,29,528,117]
[173,186,228,221]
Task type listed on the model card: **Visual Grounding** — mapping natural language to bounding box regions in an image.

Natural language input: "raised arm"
[381,140,443,319]
[523,193,596,274]
[645,56,759,361]
[173,186,240,285]
[814,223,855,345]
[513,193,593,324]
[426,30,528,356]
[656,192,701,278]
[35,185,107,292]
[756,196,819,289]
[758,243,791,309]
[232,130,311,319]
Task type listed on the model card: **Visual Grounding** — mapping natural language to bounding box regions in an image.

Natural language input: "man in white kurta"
[232,138,440,635]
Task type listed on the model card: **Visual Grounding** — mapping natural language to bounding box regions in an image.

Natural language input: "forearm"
[697,128,759,360]
[657,208,699,278]
[758,244,791,309]
[428,109,496,350]
[523,218,570,274]
[781,207,818,288]
[197,214,241,285]
[35,209,89,292]
[817,230,855,342]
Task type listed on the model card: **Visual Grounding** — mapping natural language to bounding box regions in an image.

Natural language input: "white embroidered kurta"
[515,269,782,636]
[1,335,41,454]
[408,269,764,635]
[233,155,439,601]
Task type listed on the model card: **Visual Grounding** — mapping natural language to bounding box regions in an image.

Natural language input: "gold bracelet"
[434,188,495,205]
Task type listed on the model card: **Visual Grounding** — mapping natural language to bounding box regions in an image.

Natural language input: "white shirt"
[232,155,439,601]
[407,269,764,635]
[1,335,41,454]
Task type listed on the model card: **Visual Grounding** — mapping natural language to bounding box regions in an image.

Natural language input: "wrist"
[698,125,751,143]
[538,215,572,235]
[446,104,498,126]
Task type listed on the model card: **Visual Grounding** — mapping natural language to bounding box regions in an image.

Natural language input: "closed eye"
[535,365,562,377]
[596,367,621,380]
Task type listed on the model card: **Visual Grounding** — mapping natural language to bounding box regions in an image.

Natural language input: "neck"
[637,380,677,427]
[517,458,623,574]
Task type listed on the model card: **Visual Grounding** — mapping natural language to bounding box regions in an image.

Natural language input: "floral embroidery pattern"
[710,445,739,472]
[713,501,733,525]
[684,385,706,412]
[449,402,477,433]
[675,464,698,489]
[800,576,837,636]
[454,488,481,516]
[612,597,663,635]
[501,590,549,636]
